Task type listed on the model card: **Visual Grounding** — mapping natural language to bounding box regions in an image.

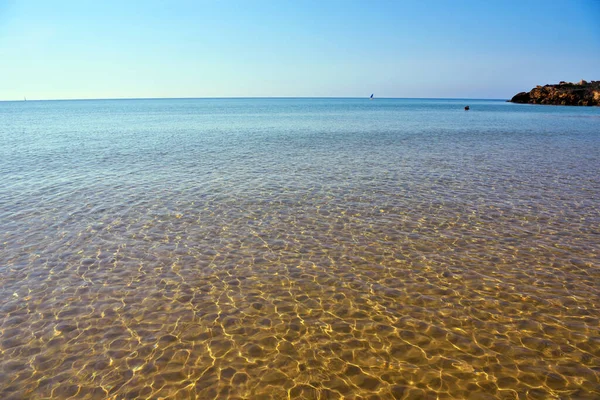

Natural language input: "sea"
[1,98,599,399]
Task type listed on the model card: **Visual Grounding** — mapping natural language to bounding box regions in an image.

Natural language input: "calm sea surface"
[1,98,599,399]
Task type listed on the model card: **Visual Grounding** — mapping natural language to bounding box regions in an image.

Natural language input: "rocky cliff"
[509,80,600,106]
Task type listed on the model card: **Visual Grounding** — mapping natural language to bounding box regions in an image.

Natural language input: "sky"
[0,0,599,100]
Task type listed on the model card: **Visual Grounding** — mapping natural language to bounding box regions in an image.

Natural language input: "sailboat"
[370,94,374,100]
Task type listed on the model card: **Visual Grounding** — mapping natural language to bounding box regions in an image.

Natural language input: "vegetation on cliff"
[509,80,600,106]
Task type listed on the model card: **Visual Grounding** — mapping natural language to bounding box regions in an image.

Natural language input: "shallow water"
[1,98,599,399]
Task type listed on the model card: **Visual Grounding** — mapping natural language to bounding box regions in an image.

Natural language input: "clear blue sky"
[1,0,599,100]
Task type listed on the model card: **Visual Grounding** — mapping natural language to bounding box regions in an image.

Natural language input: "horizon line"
[2,96,509,102]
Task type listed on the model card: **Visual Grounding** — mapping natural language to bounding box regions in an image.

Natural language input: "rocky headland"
[509,80,600,106]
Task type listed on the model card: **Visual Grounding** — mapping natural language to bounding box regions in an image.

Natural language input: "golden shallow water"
[1,187,599,399]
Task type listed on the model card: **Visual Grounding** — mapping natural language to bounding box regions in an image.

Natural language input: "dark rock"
[509,91,530,103]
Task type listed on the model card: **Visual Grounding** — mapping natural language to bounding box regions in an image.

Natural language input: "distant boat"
[370,94,374,100]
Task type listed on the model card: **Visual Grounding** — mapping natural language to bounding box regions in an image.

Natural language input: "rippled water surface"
[1,98,599,399]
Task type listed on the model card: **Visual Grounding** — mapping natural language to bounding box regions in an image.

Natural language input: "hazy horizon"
[1,0,599,101]
[6,95,514,102]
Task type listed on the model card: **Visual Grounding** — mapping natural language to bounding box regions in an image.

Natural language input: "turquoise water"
[1,98,599,399]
